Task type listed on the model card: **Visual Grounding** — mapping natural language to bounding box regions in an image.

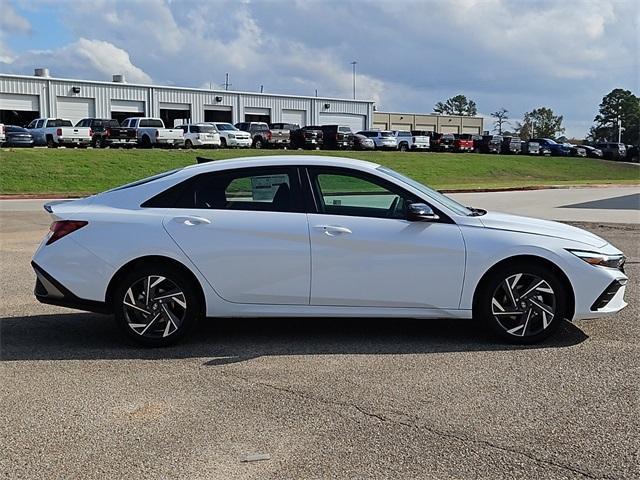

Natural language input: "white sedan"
[32,156,628,346]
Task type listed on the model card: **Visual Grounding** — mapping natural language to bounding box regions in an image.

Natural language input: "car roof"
[180,155,380,176]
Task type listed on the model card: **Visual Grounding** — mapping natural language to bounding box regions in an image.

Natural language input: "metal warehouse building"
[0,70,375,131]
[374,112,484,135]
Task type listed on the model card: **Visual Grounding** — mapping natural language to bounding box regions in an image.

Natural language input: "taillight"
[57,128,62,136]
[89,128,93,137]
[46,220,88,245]
[267,131,272,140]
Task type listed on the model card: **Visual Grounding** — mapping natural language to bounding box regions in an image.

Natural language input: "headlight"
[228,134,235,139]
[569,250,626,269]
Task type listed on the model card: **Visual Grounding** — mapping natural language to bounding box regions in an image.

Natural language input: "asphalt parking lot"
[1,199,638,479]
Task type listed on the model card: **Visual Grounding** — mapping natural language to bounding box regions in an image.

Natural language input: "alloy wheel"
[122,275,187,339]
[491,273,556,338]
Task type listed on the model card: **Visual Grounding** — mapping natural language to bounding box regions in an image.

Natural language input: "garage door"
[416,124,436,132]
[373,122,388,130]
[57,97,95,125]
[111,99,145,113]
[440,126,459,134]
[0,93,39,111]
[462,126,480,134]
[282,109,306,127]
[319,113,366,132]
[390,123,412,131]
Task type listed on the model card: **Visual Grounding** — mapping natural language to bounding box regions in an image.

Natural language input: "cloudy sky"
[1,0,637,137]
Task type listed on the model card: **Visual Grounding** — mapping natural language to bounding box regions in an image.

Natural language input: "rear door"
[162,166,311,305]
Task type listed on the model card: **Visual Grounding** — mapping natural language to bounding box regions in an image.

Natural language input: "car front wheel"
[114,265,201,347]
[476,263,567,343]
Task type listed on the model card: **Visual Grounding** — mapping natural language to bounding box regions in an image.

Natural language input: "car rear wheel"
[399,143,408,152]
[476,263,567,343]
[184,139,193,149]
[254,138,263,149]
[114,265,201,347]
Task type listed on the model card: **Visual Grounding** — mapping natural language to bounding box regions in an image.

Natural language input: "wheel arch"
[105,255,206,316]
[472,254,575,321]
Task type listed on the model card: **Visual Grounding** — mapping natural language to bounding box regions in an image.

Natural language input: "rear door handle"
[314,225,352,236]
[173,216,211,226]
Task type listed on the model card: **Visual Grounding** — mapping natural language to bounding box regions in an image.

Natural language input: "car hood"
[478,211,608,248]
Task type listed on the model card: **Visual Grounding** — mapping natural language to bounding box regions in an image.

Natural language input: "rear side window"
[152,167,302,213]
[140,119,163,128]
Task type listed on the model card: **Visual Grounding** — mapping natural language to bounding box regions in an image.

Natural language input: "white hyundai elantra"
[32,156,628,346]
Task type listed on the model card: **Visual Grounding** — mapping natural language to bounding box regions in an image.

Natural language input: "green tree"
[515,107,565,141]
[434,94,477,116]
[590,88,640,144]
[491,107,509,134]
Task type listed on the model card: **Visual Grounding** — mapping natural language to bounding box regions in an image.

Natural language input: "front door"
[163,166,311,305]
[306,167,466,309]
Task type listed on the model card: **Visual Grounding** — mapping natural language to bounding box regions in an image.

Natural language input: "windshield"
[377,166,473,216]
[216,123,237,131]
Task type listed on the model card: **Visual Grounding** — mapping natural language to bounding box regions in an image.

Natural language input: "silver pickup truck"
[268,123,300,148]
[27,118,92,147]
[121,117,184,148]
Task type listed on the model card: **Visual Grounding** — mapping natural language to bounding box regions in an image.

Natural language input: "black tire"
[46,136,57,148]
[475,262,567,344]
[399,143,408,152]
[141,135,152,149]
[220,137,227,148]
[253,137,263,149]
[184,139,193,149]
[113,264,202,347]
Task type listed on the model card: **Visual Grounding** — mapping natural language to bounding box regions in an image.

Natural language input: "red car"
[453,134,474,152]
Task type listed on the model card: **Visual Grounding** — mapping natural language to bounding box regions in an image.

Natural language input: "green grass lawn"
[0,147,638,195]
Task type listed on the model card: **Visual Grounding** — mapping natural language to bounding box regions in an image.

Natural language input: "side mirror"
[407,203,439,221]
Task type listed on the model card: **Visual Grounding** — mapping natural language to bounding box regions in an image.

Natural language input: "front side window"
[174,168,300,213]
[309,169,413,219]
[36,120,45,128]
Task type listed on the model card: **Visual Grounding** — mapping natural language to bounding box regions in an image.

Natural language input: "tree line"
[432,89,639,144]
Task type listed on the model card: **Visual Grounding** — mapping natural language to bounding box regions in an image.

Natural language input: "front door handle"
[173,216,211,226]
[314,225,352,236]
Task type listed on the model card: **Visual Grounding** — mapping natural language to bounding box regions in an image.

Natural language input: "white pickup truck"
[27,118,92,147]
[121,117,184,148]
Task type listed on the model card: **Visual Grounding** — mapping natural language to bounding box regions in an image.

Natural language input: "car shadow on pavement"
[0,312,588,363]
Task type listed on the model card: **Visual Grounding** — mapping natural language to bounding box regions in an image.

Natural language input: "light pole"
[350,61,357,99]
[617,117,622,143]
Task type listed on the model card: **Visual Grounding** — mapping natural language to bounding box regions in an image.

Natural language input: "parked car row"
[0,119,637,161]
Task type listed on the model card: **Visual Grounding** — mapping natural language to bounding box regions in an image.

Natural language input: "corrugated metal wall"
[0,74,373,127]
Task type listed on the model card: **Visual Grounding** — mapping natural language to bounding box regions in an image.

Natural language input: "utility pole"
[531,119,535,139]
[260,85,264,93]
[223,73,231,91]
[617,117,622,143]
[350,61,357,99]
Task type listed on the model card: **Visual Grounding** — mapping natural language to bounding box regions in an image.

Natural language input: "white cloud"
[1,38,151,83]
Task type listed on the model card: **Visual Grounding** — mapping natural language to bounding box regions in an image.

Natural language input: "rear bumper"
[227,138,251,147]
[32,261,109,314]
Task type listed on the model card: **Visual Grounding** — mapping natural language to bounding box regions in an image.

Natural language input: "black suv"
[474,135,503,154]
[594,142,627,161]
[320,125,353,150]
[501,136,522,154]
[290,126,323,149]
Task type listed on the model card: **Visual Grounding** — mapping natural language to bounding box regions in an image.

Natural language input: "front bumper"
[32,261,109,314]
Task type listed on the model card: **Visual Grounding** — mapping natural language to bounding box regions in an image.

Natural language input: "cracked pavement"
[1,207,638,479]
